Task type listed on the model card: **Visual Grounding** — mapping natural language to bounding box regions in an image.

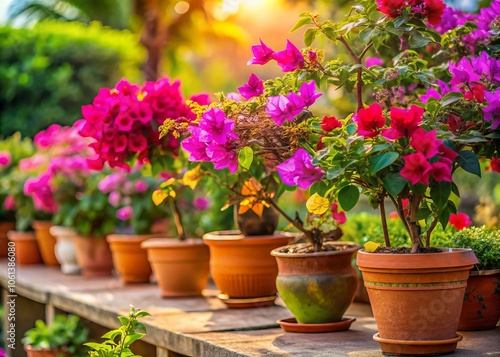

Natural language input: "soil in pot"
[7,230,43,265]
[142,238,210,297]
[458,269,500,331]
[203,230,294,307]
[272,241,360,326]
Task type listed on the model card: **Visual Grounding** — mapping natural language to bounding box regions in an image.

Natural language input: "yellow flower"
[152,190,168,206]
[306,193,329,215]
[182,165,203,190]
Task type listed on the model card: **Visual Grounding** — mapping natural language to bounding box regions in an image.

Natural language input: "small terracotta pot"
[357,248,478,355]
[50,226,80,275]
[107,234,163,283]
[0,221,16,257]
[24,345,70,357]
[32,220,59,266]
[7,230,43,265]
[203,230,293,299]
[458,268,500,331]
[141,238,210,297]
[271,242,360,324]
[73,235,113,277]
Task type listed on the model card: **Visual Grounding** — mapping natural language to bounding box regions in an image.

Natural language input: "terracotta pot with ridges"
[141,238,210,297]
[357,248,478,355]
[7,230,43,265]
[203,231,293,300]
[73,235,113,277]
[32,220,59,266]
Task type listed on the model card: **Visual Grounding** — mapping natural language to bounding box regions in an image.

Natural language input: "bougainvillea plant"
[174,0,499,252]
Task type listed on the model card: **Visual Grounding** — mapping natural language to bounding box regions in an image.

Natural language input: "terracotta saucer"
[373,332,463,355]
[277,316,356,333]
[217,293,277,308]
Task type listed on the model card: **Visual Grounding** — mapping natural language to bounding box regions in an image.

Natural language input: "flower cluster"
[376,0,445,25]
[79,77,208,171]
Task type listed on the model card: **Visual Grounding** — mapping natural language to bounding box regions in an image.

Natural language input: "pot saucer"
[277,316,356,333]
[373,332,463,355]
[217,293,276,308]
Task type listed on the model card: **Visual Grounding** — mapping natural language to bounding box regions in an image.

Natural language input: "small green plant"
[450,226,500,271]
[85,306,151,357]
[22,314,88,356]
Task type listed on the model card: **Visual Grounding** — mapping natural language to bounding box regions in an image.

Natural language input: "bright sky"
[0,0,12,24]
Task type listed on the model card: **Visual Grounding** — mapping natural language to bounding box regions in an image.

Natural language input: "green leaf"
[430,181,451,210]
[310,180,329,197]
[304,28,318,47]
[439,206,451,231]
[456,150,481,177]
[369,152,399,175]
[291,16,313,32]
[394,17,406,28]
[338,185,360,211]
[382,172,407,197]
[326,166,346,180]
[238,146,253,170]
[440,91,464,107]
[417,206,432,221]
[118,316,130,326]
[408,31,432,48]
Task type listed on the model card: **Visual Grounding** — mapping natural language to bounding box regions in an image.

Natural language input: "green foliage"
[22,314,88,356]
[0,21,144,138]
[450,226,500,270]
[86,306,150,357]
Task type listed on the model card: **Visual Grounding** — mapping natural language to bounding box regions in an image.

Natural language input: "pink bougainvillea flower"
[483,90,500,129]
[410,128,442,158]
[113,134,128,153]
[198,107,239,145]
[205,142,239,173]
[490,156,500,172]
[128,133,148,153]
[24,174,57,213]
[321,116,342,132]
[365,56,384,67]
[423,0,446,25]
[115,113,134,132]
[108,191,121,207]
[34,124,62,148]
[382,105,424,140]
[189,93,211,106]
[237,73,264,100]
[430,159,453,182]
[331,202,347,224]
[266,94,304,126]
[298,81,322,107]
[117,206,133,221]
[277,148,324,189]
[272,40,305,72]
[181,127,211,162]
[247,39,275,65]
[376,0,406,18]
[134,179,148,193]
[353,102,386,138]
[0,151,11,167]
[3,195,16,210]
[193,197,211,211]
[449,212,471,230]
[400,152,432,185]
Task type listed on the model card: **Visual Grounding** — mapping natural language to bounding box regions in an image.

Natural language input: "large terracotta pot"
[0,221,16,257]
[107,234,162,283]
[73,235,113,277]
[458,268,500,331]
[357,248,478,355]
[271,242,360,324]
[7,230,43,265]
[141,238,210,297]
[50,226,80,275]
[203,230,293,302]
[24,345,70,357]
[32,220,59,266]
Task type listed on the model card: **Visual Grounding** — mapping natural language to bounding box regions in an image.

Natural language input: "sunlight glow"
[174,1,190,15]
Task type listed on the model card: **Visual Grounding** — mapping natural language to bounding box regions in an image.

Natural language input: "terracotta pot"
[107,234,163,283]
[271,242,360,324]
[73,235,113,277]
[32,220,59,266]
[357,248,478,355]
[458,268,500,331]
[0,221,16,257]
[7,230,43,265]
[24,345,71,357]
[235,205,279,236]
[203,230,293,299]
[50,226,81,275]
[141,238,210,297]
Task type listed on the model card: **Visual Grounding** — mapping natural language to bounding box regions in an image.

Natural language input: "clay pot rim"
[31,220,53,229]
[49,225,77,237]
[141,237,205,249]
[23,344,67,351]
[203,230,297,242]
[470,268,500,276]
[271,241,361,258]
[7,230,36,240]
[357,247,478,270]
[107,233,166,243]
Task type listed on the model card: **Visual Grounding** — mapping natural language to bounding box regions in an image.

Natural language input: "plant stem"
[266,199,311,237]
[379,195,391,247]
[169,199,185,241]
[426,216,439,247]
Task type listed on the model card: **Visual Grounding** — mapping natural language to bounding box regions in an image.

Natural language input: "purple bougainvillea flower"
[483,90,500,129]
[266,94,304,126]
[238,73,264,100]
[181,127,210,162]
[272,40,305,72]
[449,57,481,85]
[277,148,324,189]
[247,39,275,65]
[198,107,239,145]
[298,81,322,107]
[206,142,239,173]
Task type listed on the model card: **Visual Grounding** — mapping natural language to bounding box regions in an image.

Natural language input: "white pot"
[50,226,81,275]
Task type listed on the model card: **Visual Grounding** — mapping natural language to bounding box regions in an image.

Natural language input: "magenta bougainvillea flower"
[206,142,239,173]
[247,39,275,65]
[298,81,322,106]
[353,102,385,138]
[0,151,11,167]
[238,73,264,100]
[181,127,212,162]
[24,174,57,213]
[331,203,346,224]
[410,128,441,159]
[272,40,305,72]
[449,212,471,230]
[266,94,304,126]
[198,107,239,145]
[382,105,424,140]
[400,152,433,185]
[376,0,405,18]
[483,91,500,129]
[376,0,445,25]
[117,206,133,220]
[276,148,324,189]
